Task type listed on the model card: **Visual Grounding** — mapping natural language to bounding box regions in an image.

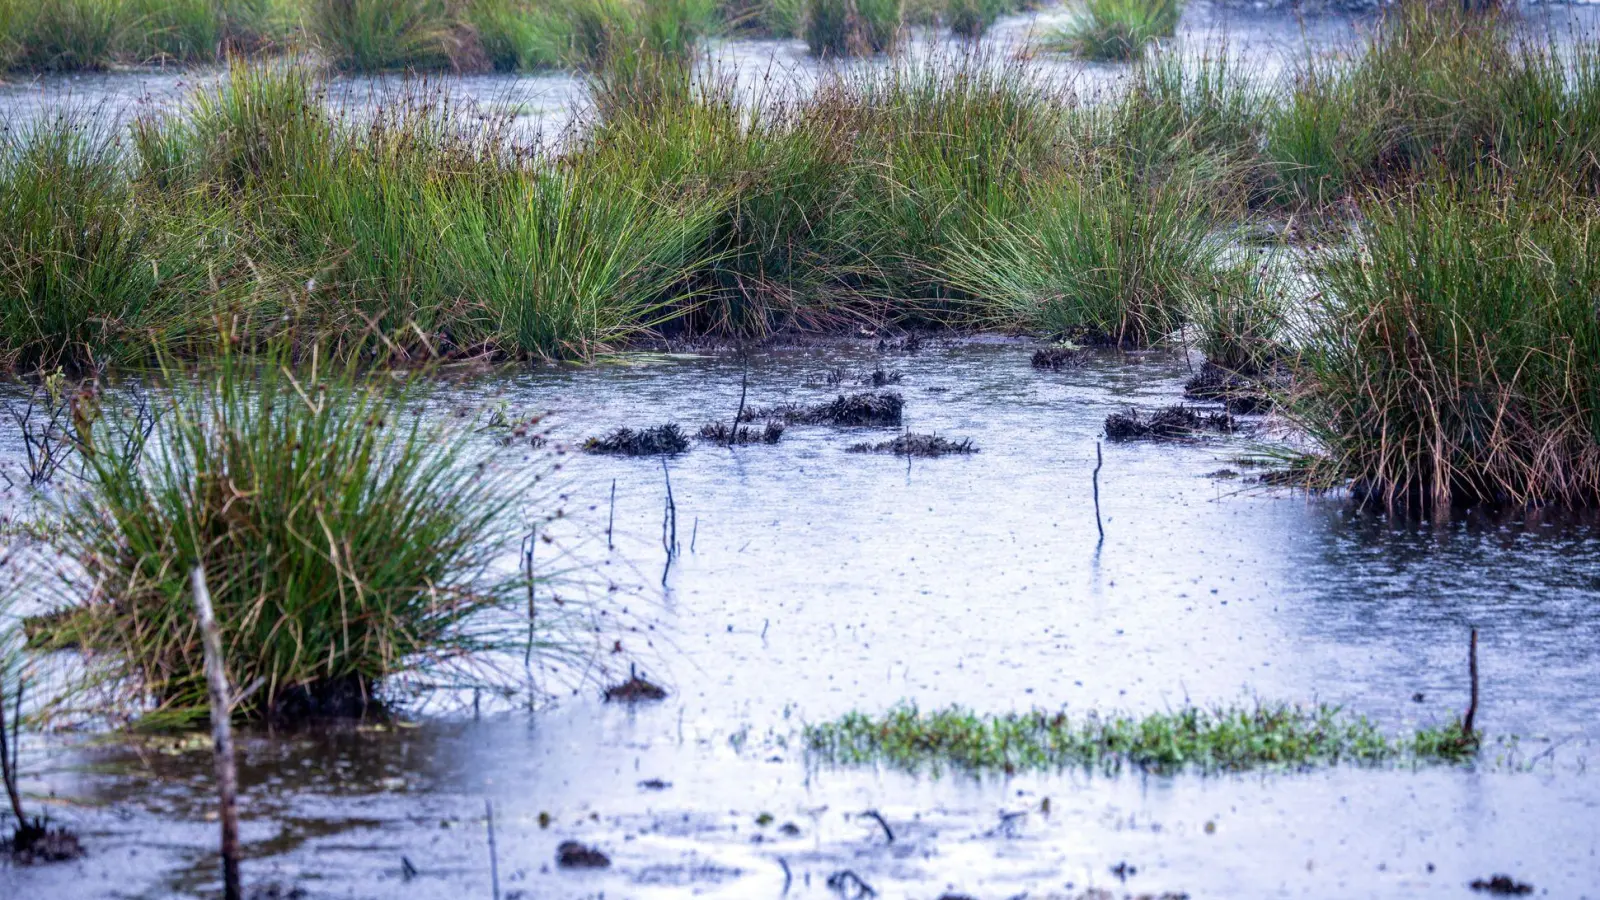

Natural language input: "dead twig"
[191,567,241,900]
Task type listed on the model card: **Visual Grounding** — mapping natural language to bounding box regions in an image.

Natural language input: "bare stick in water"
[661,460,678,585]
[191,566,242,900]
[522,529,536,667]
[861,809,894,844]
[1463,627,1479,739]
[729,352,749,449]
[485,798,500,900]
[1092,442,1105,541]
[606,478,616,551]
[0,671,25,828]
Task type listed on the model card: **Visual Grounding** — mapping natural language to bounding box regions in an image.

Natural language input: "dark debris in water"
[826,367,903,387]
[698,420,784,445]
[555,840,611,869]
[1471,875,1534,895]
[742,392,904,427]
[6,821,84,865]
[1184,360,1287,415]
[583,424,689,456]
[826,869,877,898]
[604,674,668,702]
[1106,406,1236,442]
[876,333,923,354]
[847,433,977,457]
[247,885,309,900]
[1032,346,1087,370]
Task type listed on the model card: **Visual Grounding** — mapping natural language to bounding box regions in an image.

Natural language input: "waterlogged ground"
[0,2,1380,138]
[3,338,1600,898]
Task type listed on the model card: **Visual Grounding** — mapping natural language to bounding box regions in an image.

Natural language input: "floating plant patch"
[583,424,690,456]
[1105,406,1236,442]
[806,702,1482,775]
[847,434,978,457]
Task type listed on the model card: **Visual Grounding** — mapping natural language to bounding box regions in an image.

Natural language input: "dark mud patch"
[742,392,904,427]
[269,673,381,722]
[847,434,978,457]
[604,673,668,702]
[556,840,611,869]
[1471,875,1534,895]
[583,424,690,456]
[698,420,784,445]
[6,821,85,865]
[1183,361,1288,415]
[1105,406,1236,442]
[1032,346,1087,370]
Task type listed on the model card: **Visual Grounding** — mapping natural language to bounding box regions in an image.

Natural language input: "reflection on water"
[2,337,1597,897]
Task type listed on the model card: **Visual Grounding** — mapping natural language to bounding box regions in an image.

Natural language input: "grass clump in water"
[1,0,128,71]
[1265,6,1600,207]
[48,341,549,724]
[1105,404,1234,441]
[698,420,784,444]
[806,702,1481,774]
[1295,174,1600,510]
[743,391,904,426]
[0,112,215,371]
[943,0,1007,38]
[310,0,458,70]
[944,166,1221,347]
[804,0,901,57]
[1045,0,1180,63]
[584,423,691,455]
[846,433,976,456]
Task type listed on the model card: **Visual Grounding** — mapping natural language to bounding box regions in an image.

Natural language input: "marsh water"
[6,4,1600,898]
[3,338,1599,899]
[0,3,1414,137]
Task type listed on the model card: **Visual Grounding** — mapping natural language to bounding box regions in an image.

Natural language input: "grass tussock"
[1266,6,1600,206]
[804,0,901,57]
[0,0,281,70]
[1295,175,1600,510]
[806,702,1481,775]
[1046,0,1181,63]
[48,342,549,724]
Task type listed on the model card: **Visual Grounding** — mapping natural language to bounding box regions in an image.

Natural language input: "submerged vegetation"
[807,702,1482,774]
